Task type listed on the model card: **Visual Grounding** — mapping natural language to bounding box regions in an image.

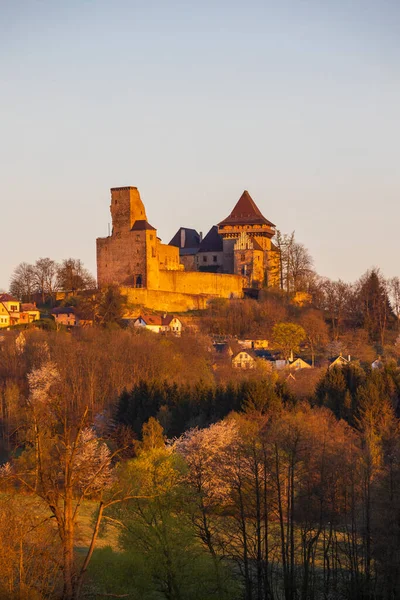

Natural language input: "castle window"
[152,247,156,257]
[241,254,245,261]
[136,235,140,241]
[135,275,143,288]
[150,235,154,240]
[213,255,217,262]
[203,256,207,262]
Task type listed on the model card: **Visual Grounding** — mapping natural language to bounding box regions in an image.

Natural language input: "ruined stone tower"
[110,186,147,234]
[97,187,160,289]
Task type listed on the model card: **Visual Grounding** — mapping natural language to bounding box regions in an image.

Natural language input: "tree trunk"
[62,491,76,600]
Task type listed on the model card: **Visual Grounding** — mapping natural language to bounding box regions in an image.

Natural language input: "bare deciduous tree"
[9,262,36,301]
[0,361,141,600]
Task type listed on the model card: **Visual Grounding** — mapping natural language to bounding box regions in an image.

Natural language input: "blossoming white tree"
[0,360,135,600]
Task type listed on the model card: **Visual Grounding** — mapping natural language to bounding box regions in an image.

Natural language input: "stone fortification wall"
[157,242,182,271]
[97,232,148,287]
[157,270,244,297]
[123,288,209,312]
[122,270,244,312]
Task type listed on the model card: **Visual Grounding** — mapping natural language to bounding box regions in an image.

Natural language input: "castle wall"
[180,254,197,271]
[196,251,224,272]
[157,270,244,297]
[97,232,148,287]
[157,242,181,271]
[122,287,210,312]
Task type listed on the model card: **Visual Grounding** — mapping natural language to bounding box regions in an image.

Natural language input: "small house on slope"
[134,314,183,336]
[329,354,351,369]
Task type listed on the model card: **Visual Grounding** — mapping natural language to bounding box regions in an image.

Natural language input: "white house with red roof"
[134,314,182,336]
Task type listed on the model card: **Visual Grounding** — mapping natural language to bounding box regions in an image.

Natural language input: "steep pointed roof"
[218,190,275,228]
[198,226,223,252]
[169,227,200,250]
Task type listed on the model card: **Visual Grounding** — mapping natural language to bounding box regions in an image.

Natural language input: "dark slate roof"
[131,220,156,231]
[169,227,201,250]
[218,190,275,228]
[198,226,223,253]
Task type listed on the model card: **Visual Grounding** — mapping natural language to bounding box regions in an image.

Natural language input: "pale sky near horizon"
[1,0,399,290]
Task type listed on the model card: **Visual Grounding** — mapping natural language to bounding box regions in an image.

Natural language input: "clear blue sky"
[1,0,399,290]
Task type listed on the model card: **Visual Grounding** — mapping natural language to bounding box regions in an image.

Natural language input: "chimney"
[199,231,203,243]
[180,228,186,248]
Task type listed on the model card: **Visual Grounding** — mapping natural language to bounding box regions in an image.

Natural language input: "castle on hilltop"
[96,187,280,312]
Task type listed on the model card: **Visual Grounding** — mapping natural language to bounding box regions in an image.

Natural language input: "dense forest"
[2,256,400,599]
[0,312,400,599]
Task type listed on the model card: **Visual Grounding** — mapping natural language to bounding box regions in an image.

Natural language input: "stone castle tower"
[96,187,181,289]
[218,190,280,287]
[111,186,147,234]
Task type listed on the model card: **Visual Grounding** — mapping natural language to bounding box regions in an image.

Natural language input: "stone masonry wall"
[157,270,244,297]
[97,230,148,287]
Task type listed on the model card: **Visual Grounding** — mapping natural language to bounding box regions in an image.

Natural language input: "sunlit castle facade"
[96,186,280,312]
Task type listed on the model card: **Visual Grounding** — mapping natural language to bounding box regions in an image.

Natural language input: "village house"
[288,357,312,371]
[133,314,183,336]
[0,294,20,328]
[0,296,42,329]
[329,354,351,369]
[0,303,11,328]
[51,307,78,327]
[19,303,41,325]
[231,349,257,369]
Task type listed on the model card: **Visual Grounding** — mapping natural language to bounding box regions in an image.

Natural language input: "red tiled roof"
[139,314,163,326]
[139,314,178,327]
[162,314,176,326]
[218,191,275,228]
[21,303,38,311]
[0,294,19,303]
